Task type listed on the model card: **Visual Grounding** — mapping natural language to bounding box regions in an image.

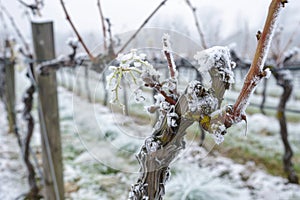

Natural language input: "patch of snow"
[0,103,29,199]
[264,68,272,79]
[194,46,231,72]
[66,37,79,47]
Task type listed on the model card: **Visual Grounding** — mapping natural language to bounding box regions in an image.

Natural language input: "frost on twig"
[185,0,208,49]
[162,33,177,80]
[59,0,95,62]
[37,37,89,75]
[182,46,236,143]
[194,46,235,108]
[117,0,169,54]
[224,0,285,129]
[107,47,179,109]
[107,40,236,142]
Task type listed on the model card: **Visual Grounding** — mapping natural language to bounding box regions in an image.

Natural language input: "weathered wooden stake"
[3,58,16,133]
[31,21,64,200]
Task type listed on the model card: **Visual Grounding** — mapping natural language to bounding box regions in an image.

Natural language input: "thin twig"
[59,0,95,62]
[1,4,30,53]
[225,0,285,128]
[117,0,169,54]
[277,20,300,62]
[185,0,208,49]
[17,0,42,17]
[97,0,107,51]
[162,35,176,79]
[105,18,115,57]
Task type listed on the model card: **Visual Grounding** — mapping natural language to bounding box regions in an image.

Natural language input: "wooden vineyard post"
[31,21,64,200]
[3,58,16,133]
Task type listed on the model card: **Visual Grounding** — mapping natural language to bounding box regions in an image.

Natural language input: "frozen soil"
[0,103,29,200]
[1,71,300,199]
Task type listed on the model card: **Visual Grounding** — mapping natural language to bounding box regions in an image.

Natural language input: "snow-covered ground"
[0,104,29,200]
[1,70,300,199]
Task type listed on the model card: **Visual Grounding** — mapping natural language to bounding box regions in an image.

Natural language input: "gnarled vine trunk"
[275,69,299,184]
[129,96,193,200]
[260,78,268,115]
[22,65,40,199]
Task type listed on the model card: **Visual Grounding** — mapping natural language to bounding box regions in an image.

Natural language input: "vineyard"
[1,0,300,200]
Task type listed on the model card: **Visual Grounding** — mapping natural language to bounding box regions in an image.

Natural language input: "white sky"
[1,0,300,51]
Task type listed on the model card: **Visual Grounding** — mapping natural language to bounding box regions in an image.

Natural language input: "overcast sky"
[1,0,300,53]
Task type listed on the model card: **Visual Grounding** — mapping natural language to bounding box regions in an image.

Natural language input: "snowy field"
[0,69,300,199]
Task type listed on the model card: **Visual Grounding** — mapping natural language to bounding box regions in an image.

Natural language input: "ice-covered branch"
[107,46,180,107]
[38,40,88,75]
[162,34,177,80]
[18,0,43,17]
[97,0,107,51]
[225,0,286,128]
[59,0,95,62]
[117,0,169,54]
[185,0,208,49]
[1,3,31,53]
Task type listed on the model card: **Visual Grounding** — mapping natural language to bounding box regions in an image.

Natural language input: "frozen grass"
[58,67,300,180]
[166,144,300,200]
[59,91,300,199]
[0,103,29,199]
[56,76,300,199]
[213,113,300,178]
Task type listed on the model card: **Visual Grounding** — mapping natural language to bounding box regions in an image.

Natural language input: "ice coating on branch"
[155,94,165,103]
[162,79,177,91]
[145,137,161,153]
[160,101,171,112]
[162,33,171,53]
[257,4,281,72]
[186,80,218,114]
[195,46,231,71]
[129,183,147,200]
[184,80,227,144]
[230,3,282,120]
[107,49,161,107]
[145,93,167,114]
[162,33,178,79]
[194,46,235,85]
[167,111,179,128]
